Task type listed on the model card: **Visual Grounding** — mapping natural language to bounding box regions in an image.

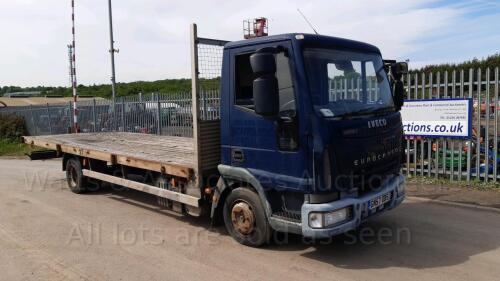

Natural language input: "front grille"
[333,157,400,191]
[324,112,403,194]
[330,135,402,193]
[272,210,302,223]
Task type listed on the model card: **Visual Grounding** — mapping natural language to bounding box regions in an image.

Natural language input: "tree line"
[1,54,499,99]
[410,53,500,79]
[0,79,193,99]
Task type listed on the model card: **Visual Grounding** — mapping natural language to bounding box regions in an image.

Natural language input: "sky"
[0,0,499,87]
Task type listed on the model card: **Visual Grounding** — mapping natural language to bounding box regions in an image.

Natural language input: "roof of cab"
[224,33,380,54]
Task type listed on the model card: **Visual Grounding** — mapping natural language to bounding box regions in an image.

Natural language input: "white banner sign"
[400,99,472,138]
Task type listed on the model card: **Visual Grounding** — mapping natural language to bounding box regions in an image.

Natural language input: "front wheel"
[223,187,271,247]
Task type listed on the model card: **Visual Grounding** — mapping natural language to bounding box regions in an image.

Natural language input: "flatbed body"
[23,132,195,179]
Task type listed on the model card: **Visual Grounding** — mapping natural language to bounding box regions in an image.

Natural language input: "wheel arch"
[210,165,273,226]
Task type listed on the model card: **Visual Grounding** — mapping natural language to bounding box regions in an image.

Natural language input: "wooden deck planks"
[24,132,196,178]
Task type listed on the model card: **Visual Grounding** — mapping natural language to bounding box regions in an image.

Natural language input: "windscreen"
[304,48,394,117]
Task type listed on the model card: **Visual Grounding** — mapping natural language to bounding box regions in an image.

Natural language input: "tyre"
[223,187,271,247]
[66,158,88,194]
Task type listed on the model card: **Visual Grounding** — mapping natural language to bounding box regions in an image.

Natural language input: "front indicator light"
[309,212,324,228]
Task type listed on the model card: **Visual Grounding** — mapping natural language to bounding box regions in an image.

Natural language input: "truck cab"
[215,33,406,245]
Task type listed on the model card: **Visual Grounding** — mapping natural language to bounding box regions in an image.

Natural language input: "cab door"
[227,41,308,191]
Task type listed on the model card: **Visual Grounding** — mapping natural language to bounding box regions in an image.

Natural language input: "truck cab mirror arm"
[384,60,408,111]
[393,80,405,111]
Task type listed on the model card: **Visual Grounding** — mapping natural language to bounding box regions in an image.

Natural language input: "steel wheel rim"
[230,200,255,236]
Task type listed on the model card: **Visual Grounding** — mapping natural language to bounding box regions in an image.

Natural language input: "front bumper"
[301,175,405,238]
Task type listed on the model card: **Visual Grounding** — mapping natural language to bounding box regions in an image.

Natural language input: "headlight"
[309,207,351,229]
[324,208,349,227]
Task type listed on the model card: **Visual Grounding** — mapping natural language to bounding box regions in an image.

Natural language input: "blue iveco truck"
[25,23,408,247]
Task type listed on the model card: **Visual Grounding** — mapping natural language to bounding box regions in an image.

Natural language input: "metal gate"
[403,67,500,182]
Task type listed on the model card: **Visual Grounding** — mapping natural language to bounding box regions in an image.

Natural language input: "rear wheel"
[66,158,87,194]
[223,187,271,247]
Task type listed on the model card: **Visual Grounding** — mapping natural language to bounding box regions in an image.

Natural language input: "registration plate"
[369,192,392,210]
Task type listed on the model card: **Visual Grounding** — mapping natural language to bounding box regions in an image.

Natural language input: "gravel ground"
[407,182,500,209]
[1,159,500,281]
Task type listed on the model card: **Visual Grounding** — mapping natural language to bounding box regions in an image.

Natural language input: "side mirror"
[250,52,276,75]
[391,62,408,77]
[250,51,279,117]
[253,76,279,116]
[389,61,408,111]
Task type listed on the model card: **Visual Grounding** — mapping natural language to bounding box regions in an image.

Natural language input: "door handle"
[279,116,293,123]
[232,149,245,162]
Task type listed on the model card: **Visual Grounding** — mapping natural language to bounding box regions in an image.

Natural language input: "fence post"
[450,70,455,182]
[476,68,482,180]
[156,93,161,135]
[92,98,97,132]
[30,105,37,136]
[442,71,448,178]
[435,72,441,179]
[110,99,115,132]
[428,72,433,178]
[121,97,125,132]
[413,72,418,177]
[68,101,73,133]
[420,72,425,177]
[466,69,473,181]
[485,68,491,183]
[458,70,464,180]
[494,67,500,182]
[405,73,410,176]
[46,103,52,135]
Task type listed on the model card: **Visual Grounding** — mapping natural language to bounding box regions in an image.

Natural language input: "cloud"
[0,0,497,86]
[407,2,500,68]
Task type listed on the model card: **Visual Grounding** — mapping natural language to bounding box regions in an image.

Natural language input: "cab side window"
[276,52,296,115]
[235,53,255,109]
[234,51,296,115]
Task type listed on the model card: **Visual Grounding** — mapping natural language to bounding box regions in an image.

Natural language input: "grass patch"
[406,175,500,190]
[0,139,37,156]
